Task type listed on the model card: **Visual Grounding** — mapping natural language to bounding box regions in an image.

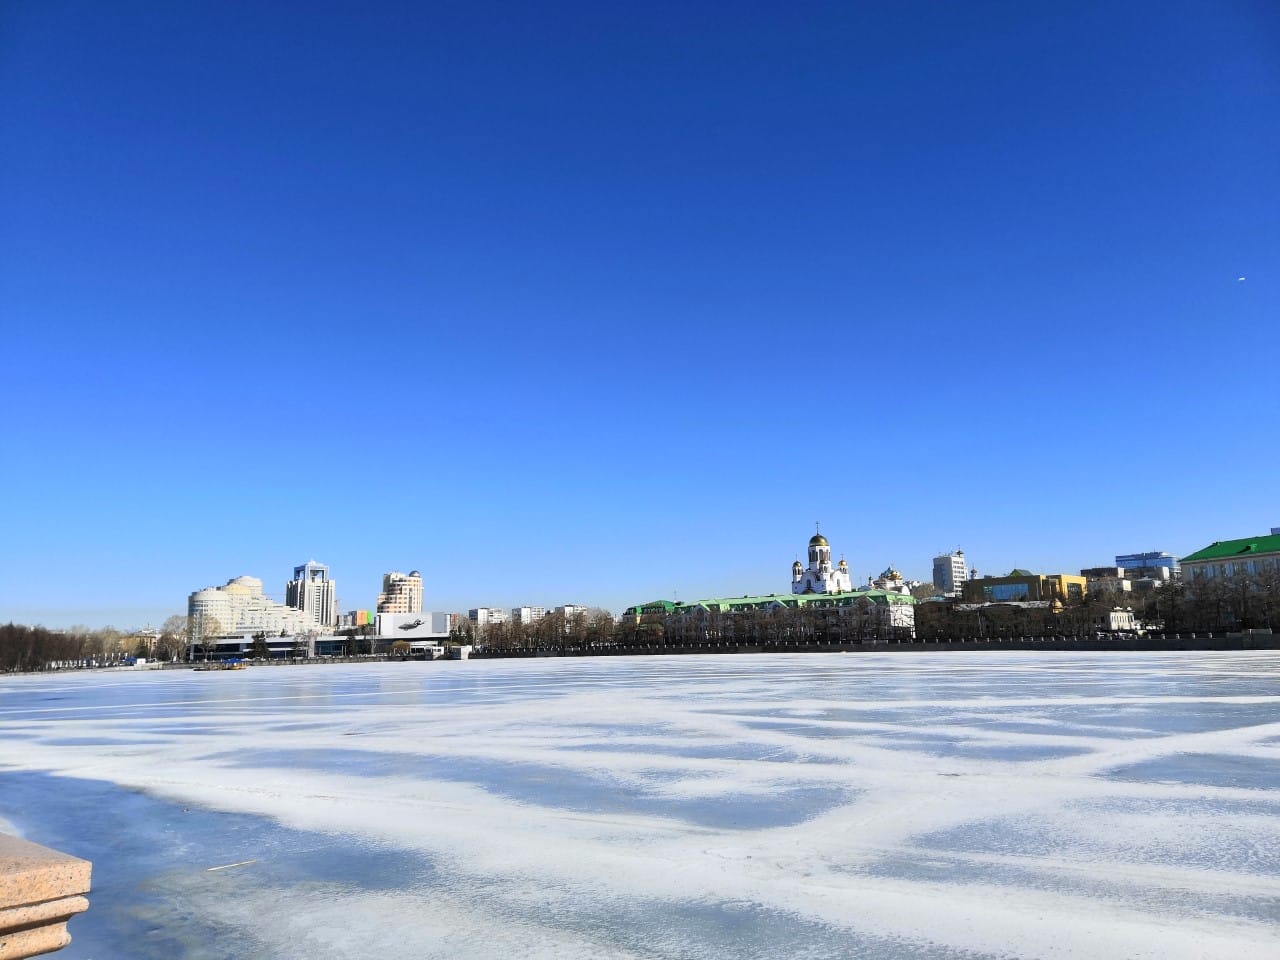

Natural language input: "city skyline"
[3,526,1259,631]
[2,2,1276,629]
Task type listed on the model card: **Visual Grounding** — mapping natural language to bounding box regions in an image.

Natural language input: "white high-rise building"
[286,561,337,628]
[511,606,547,625]
[188,576,314,638]
[468,607,508,630]
[932,550,967,596]
[378,571,423,613]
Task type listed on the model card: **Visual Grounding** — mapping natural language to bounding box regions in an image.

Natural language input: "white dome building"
[870,566,913,596]
[188,575,315,637]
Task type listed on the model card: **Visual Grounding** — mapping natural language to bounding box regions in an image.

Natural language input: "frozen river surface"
[1,651,1278,959]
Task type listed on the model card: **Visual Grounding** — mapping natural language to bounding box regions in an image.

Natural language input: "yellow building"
[962,570,1087,604]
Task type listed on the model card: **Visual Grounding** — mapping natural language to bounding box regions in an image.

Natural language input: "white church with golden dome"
[792,528,855,594]
[622,526,917,639]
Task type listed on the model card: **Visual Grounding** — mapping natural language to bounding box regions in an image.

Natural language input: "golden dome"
[809,534,829,547]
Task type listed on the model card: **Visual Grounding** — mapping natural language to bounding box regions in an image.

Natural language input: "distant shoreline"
[5,634,1275,676]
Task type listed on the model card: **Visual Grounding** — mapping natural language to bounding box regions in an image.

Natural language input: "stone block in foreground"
[0,834,90,959]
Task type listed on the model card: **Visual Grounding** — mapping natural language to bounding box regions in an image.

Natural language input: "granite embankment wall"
[11,635,1277,674]
[474,634,1280,658]
[0,834,90,959]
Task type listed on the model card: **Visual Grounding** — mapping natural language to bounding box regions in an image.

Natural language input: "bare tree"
[189,615,224,661]
[449,617,475,648]
[157,615,188,661]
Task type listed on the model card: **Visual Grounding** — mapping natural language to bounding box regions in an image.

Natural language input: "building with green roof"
[620,528,918,640]
[622,589,916,640]
[1181,530,1280,583]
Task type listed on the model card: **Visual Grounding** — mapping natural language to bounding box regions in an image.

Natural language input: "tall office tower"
[285,561,337,628]
[932,550,967,596]
[377,570,424,613]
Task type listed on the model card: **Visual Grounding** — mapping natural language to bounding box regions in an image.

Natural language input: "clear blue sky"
[2,1,1276,629]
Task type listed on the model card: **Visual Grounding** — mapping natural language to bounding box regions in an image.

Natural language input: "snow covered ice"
[1,651,1278,959]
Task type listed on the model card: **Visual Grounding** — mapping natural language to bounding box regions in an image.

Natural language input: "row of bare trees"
[0,616,196,673]
[1142,573,1280,634]
[915,600,1094,640]
[912,573,1280,640]
[474,608,617,650]
[615,603,914,647]
[0,624,100,672]
[3,624,125,672]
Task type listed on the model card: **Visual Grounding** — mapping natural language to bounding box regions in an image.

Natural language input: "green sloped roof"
[622,600,679,615]
[626,590,918,615]
[680,590,915,610]
[1181,535,1280,563]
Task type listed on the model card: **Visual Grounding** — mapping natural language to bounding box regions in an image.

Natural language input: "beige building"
[1181,531,1280,582]
[188,576,314,638]
[377,570,423,613]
